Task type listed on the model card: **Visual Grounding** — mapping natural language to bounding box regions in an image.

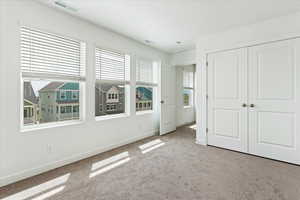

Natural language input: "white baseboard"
[0,130,157,187]
[195,139,207,146]
[176,121,196,128]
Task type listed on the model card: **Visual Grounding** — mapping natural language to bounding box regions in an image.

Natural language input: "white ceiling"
[38,0,300,53]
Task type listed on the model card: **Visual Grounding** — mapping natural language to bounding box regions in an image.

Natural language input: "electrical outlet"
[46,144,53,154]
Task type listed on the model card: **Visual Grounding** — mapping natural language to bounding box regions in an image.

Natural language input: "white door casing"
[248,39,300,164]
[207,48,248,152]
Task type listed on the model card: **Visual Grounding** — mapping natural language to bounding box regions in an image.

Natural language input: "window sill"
[136,110,154,115]
[95,113,129,121]
[21,120,84,133]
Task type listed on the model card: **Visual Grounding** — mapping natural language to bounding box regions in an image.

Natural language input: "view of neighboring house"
[95,83,125,116]
[39,82,80,123]
[136,87,153,111]
[23,82,39,125]
[183,89,192,106]
[95,84,153,116]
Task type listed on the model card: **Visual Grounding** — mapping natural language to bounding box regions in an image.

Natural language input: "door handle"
[242,103,247,107]
[250,104,255,108]
[160,100,165,104]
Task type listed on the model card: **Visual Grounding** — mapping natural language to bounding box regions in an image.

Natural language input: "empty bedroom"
[1,0,300,199]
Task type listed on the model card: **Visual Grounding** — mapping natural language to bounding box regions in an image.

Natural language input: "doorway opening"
[175,64,197,137]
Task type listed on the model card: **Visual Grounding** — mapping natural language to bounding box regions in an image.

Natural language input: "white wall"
[0,0,171,186]
[171,49,196,66]
[175,65,196,127]
[0,0,5,179]
[196,11,300,145]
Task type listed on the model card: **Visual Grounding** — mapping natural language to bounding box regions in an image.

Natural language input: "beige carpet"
[1,124,300,200]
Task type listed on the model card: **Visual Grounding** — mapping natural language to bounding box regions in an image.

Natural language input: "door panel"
[214,109,240,138]
[207,48,248,152]
[249,39,300,164]
[160,64,176,135]
[257,111,295,148]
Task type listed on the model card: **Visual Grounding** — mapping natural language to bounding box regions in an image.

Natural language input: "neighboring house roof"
[24,82,38,104]
[39,82,80,104]
[39,82,65,92]
[40,82,79,92]
[137,87,152,101]
[24,100,34,106]
[60,82,80,90]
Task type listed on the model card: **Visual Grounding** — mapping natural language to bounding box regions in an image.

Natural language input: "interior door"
[248,39,300,164]
[159,63,176,135]
[207,48,248,152]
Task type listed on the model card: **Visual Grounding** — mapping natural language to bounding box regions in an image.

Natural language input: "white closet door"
[207,48,248,152]
[249,39,300,164]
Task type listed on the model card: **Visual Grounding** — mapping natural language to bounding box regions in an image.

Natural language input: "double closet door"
[207,38,300,165]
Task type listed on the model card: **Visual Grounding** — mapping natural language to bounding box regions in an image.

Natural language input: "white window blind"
[183,71,194,89]
[136,59,157,86]
[21,27,86,80]
[95,48,130,83]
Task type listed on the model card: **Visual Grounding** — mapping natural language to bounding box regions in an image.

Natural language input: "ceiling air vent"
[54,0,78,12]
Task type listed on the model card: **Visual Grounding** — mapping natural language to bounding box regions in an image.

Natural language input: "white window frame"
[95,47,131,120]
[183,88,194,108]
[183,70,194,108]
[21,78,85,131]
[20,26,86,131]
[135,58,158,114]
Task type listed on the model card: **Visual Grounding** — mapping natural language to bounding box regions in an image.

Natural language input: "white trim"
[22,72,86,82]
[136,81,158,87]
[0,129,157,187]
[95,113,129,121]
[183,87,194,90]
[195,139,207,146]
[21,120,84,133]
[136,110,154,115]
[95,79,130,85]
[22,76,84,83]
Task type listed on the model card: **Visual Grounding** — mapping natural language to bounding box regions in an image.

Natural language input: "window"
[60,91,66,100]
[66,106,72,113]
[73,106,79,113]
[183,70,194,107]
[21,27,85,127]
[61,106,66,114]
[136,59,158,112]
[72,91,79,100]
[136,86,153,111]
[95,48,130,117]
[105,104,117,112]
